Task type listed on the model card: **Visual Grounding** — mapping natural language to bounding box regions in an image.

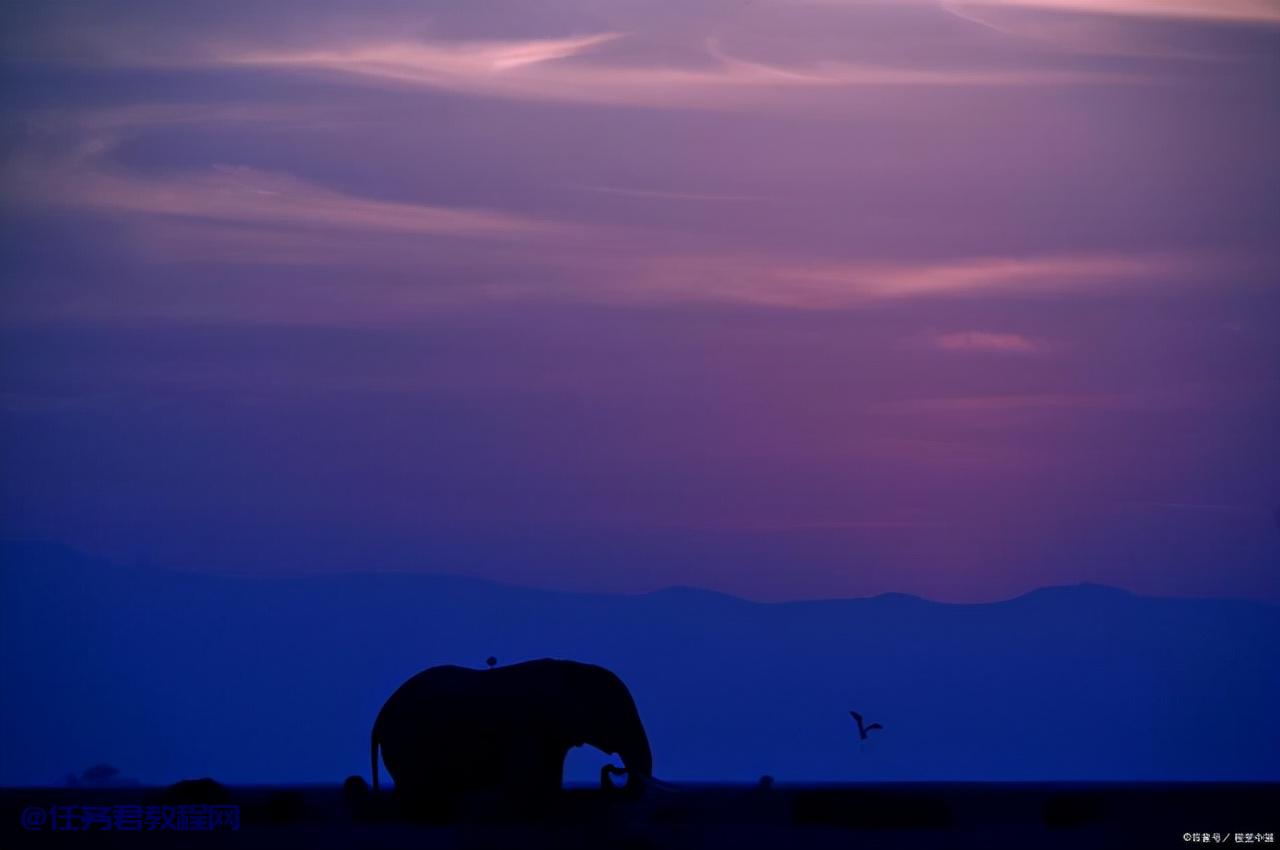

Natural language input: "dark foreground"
[3,783,1276,849]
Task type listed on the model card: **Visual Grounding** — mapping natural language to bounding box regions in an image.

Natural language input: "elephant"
[370,659,653,817]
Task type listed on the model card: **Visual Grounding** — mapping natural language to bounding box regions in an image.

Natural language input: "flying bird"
[849,710,883,740]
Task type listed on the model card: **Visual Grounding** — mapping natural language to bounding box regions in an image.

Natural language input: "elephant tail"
[370,722,380,793]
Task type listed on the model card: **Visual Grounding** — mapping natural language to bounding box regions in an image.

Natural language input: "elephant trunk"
[619,733,652,794]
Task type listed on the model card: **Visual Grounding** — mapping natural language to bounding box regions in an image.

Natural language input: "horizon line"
[3,538,1274,610]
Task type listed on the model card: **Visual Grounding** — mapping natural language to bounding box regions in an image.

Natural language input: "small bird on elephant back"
[370,658,655,821]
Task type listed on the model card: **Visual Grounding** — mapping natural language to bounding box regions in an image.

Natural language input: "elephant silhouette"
[371,658,653,818]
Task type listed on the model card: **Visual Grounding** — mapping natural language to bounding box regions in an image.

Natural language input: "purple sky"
[1,0,1277,601]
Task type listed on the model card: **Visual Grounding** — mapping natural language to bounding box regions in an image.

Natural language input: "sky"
[1,0,1277,602]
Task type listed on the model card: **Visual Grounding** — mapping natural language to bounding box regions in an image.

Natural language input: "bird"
[849,710,883,740]
[485,656,497,669]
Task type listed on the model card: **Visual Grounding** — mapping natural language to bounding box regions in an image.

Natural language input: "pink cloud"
[215,35,1120,109]
[18,22,1120,111]
[594,252,1188,310]
[938,0,1280,59]
[776,255,1171,303]
[933,331,1041,353]
[944,0,1280,24]
[7,156,585,242]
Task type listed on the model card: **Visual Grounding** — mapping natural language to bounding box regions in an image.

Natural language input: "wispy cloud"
[933,331,1042,352]
[778,255,1171,302]
[210,34,1119,109]
[224,32,622,83]
[0,138,1219,315]
[7,156,581,243]
[606,253,1185,310]
[943,0,1280,25]
[937,0,1280,59]
[572,184,764,203]
[0,107,1240,321]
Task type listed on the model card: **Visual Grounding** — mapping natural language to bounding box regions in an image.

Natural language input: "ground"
[3,782,1276,849]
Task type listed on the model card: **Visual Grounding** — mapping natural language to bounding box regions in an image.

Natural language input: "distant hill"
[2,541,1277,785]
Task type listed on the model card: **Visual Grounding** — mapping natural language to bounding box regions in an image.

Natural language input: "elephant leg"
[385,743,466,823]
[501,740,566,819]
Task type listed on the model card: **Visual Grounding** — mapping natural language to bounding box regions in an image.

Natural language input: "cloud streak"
[944,0,1280,25]
[7,156,583,243]
[209,34,1124,109]
[609,253,1188,310]
[780,255,1172,301]
[933,331,1041,352]
[0,138,1219,317]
